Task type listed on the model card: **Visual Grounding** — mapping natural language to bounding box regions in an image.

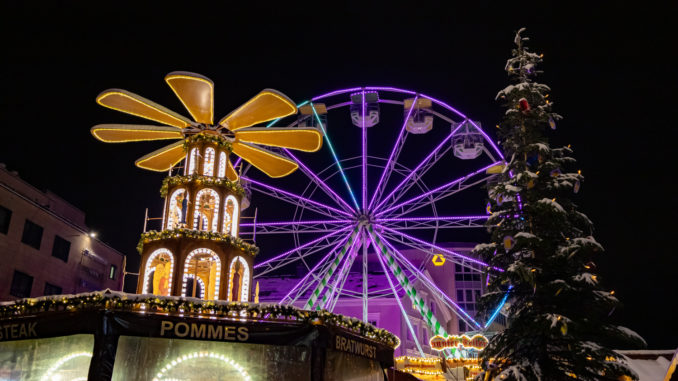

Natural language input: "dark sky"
[1,2,675,348]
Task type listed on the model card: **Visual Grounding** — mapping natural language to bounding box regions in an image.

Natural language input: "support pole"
[362,229,369,322]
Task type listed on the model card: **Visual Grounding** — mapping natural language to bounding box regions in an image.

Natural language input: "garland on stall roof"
[0,291,400,349]
[183,133,232,151]
[137,229,259,256]
[160,175,246,198]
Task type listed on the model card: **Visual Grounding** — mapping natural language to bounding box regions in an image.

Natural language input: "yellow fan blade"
[219,89,297,131]
[97,89,192,128]
[235,127,323,152]
[232,142,298,178]
[165,71,214,124]
[91,124,183,143]
[135,141,186,172]
[226,158,239,181]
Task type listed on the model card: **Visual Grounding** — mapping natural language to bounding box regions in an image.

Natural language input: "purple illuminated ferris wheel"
[237,86,506,346]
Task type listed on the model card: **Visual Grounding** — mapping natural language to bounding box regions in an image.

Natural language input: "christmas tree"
[474,28,646,381]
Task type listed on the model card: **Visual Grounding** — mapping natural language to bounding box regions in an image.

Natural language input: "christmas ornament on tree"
[486,202,492,214]
[518,97,530,113]
[550,168,561,177]
[502,235,515,251]
[573,180,581,193]
[548,116,557,129]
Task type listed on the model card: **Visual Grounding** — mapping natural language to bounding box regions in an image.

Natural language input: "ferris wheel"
[237,86,506,348]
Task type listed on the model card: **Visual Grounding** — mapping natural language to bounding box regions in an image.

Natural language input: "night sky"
[1,2,675,348]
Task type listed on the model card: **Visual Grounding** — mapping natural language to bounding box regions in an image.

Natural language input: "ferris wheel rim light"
[375,215,490,222]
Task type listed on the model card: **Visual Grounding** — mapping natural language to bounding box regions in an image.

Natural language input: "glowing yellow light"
[610,290,615,295]
[91,125,183,143]
[96,90,191,128]
[165,72,214,125]
[232,142,298,178]
[220,89,297,131]
[135,141,185,172]
[235,128,323,152]
[431,254,446,266]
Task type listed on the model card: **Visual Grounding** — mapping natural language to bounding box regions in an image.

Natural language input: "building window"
[44,282,62,296]
[51,235,71,262]
[10,270,33,298]
[0,205,11,235]
[457,289,464,301]
[21,220,43,250]
[109,265,117,280]
[458,320,467,333]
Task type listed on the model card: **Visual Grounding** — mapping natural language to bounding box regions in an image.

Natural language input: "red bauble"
[519,98,530,113]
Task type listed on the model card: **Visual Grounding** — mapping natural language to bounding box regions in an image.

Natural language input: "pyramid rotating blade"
[218,89,297,131]
[235,127,323,152]
[226,158,239,181]
[165,71,214,124]
[97,89,192,128]
[135,141,186,172]
[91,124,183,143]
[232,142,298,178]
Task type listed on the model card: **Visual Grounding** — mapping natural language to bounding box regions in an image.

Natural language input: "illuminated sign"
[429,334,488,351]
[431,254,446,266]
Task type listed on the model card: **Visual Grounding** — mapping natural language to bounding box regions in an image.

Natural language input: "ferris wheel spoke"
[372,240,426,356]
[310,102,361,211]
[327,239,361,312]
[375,231,483,330]
[253,226,352,277]
[240,219,353,235]
[367,96,417,212]
[283,244,345,306]
[304,226,361,310]
[316,234,362,310]
[243,176,353,219]
[376,161,502,218]
[282,149,356,214]
[372,123,463,212]
[376,224,495,271]
[361,91,368,212]
[375,215,489,231]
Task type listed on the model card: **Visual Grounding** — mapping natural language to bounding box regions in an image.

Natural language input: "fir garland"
[138,229,259,256]
[183,133,232,151]
[160,175,246,198]
[0,291,399,349]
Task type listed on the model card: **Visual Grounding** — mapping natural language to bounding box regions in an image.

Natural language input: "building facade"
[0,164,125,301]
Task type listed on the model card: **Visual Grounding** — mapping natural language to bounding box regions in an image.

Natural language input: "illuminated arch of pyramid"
[91,71,323,178]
